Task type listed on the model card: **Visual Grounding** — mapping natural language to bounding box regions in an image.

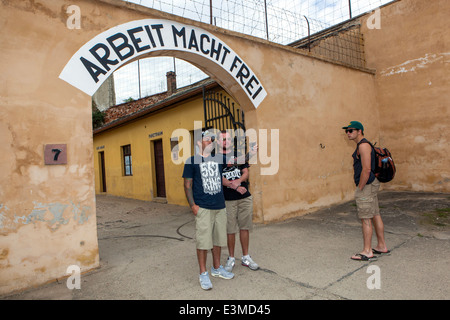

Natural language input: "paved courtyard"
[3,191,450,301]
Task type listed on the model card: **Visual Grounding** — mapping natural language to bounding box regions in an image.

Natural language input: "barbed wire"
[126,0,392,42]
[113,0,394,104]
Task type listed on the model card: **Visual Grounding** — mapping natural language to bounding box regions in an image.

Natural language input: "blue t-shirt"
[182,154,225,210]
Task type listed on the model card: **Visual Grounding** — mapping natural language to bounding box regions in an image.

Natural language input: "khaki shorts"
[225,196,253,234]
[195,207,227,250]
[355,178,380,219]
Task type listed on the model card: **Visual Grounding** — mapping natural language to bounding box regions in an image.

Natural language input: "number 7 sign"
[44,144,67,165]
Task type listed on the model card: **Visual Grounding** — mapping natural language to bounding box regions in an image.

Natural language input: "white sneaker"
[241,255,259,270]
[199,271,213,290]
[211,265,234,279]
[224,257,235,272]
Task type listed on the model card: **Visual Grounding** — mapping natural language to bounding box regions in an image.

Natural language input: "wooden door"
[99,151,106,192]
[153,139,166,198]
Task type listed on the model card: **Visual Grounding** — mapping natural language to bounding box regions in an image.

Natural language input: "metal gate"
[202,87,246,156]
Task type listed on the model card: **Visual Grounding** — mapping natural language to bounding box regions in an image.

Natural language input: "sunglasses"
[345,129,359,133]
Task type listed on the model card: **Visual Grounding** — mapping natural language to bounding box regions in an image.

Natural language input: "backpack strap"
[356,139,374,158]
[356,139,378,175]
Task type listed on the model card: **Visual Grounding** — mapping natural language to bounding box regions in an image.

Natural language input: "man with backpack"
[343,121,390,261]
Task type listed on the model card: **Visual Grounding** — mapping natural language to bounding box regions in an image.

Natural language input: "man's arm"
[222,176,236,189]
[240,167,249,182]
[228,167,249,189]
[184,178,199,215]
[358,143,372,190]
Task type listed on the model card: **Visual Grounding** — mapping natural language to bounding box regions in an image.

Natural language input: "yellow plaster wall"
[0,0,101,294]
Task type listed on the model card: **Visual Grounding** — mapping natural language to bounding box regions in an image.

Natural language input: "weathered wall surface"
[0,0,103,294]
[361,0,450,192]
[249,47,380,222]
[1,0,447,294]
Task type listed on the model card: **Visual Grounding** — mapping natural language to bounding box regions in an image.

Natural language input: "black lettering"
[152,24,165,46]
[236,63,250,85]
[172,25,186,48]
[80,57,107,83]
[245,75,259,97]
[188,29,199,51]
[210,38,222,61]
[221,46,231,65]
[230,56,242,73]
[89,43,118,71]
[252,86,263,99]
[107,33,135,60]
[200,34,210,55]
[127,27,150,52]
[144,25,157,47]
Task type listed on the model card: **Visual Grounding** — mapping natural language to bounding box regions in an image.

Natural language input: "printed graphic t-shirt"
[182,154,225,210]
[222,154,251,201]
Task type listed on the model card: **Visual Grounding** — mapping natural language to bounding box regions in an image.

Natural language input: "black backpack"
[358,140,396,183]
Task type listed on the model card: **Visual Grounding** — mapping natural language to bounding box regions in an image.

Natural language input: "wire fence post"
[210,0,213,24]
[303,16,311,52]
[137,59,141,99]
[348,0,353,19]
[264,0,269,40]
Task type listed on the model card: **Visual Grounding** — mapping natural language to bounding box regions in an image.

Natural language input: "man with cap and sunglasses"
[182,129,234,290]
[343,121,389,261]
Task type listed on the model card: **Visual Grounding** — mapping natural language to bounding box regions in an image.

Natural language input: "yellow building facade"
[93,80,237,207]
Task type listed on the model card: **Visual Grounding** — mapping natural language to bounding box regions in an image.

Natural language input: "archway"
[64,18,269,284]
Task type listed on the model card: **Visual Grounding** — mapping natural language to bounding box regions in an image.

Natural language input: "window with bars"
[122,144,132,176]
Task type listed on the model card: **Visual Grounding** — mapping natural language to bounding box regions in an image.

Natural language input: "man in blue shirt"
[182,130,234,290]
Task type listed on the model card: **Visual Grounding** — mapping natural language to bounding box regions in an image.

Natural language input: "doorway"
[153,139,166,198]
[99,151,107,192]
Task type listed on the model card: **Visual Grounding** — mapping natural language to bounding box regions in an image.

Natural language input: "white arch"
[59,19,267,108]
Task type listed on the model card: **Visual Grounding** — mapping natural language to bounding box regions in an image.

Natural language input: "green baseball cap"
[342,121,364,131]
